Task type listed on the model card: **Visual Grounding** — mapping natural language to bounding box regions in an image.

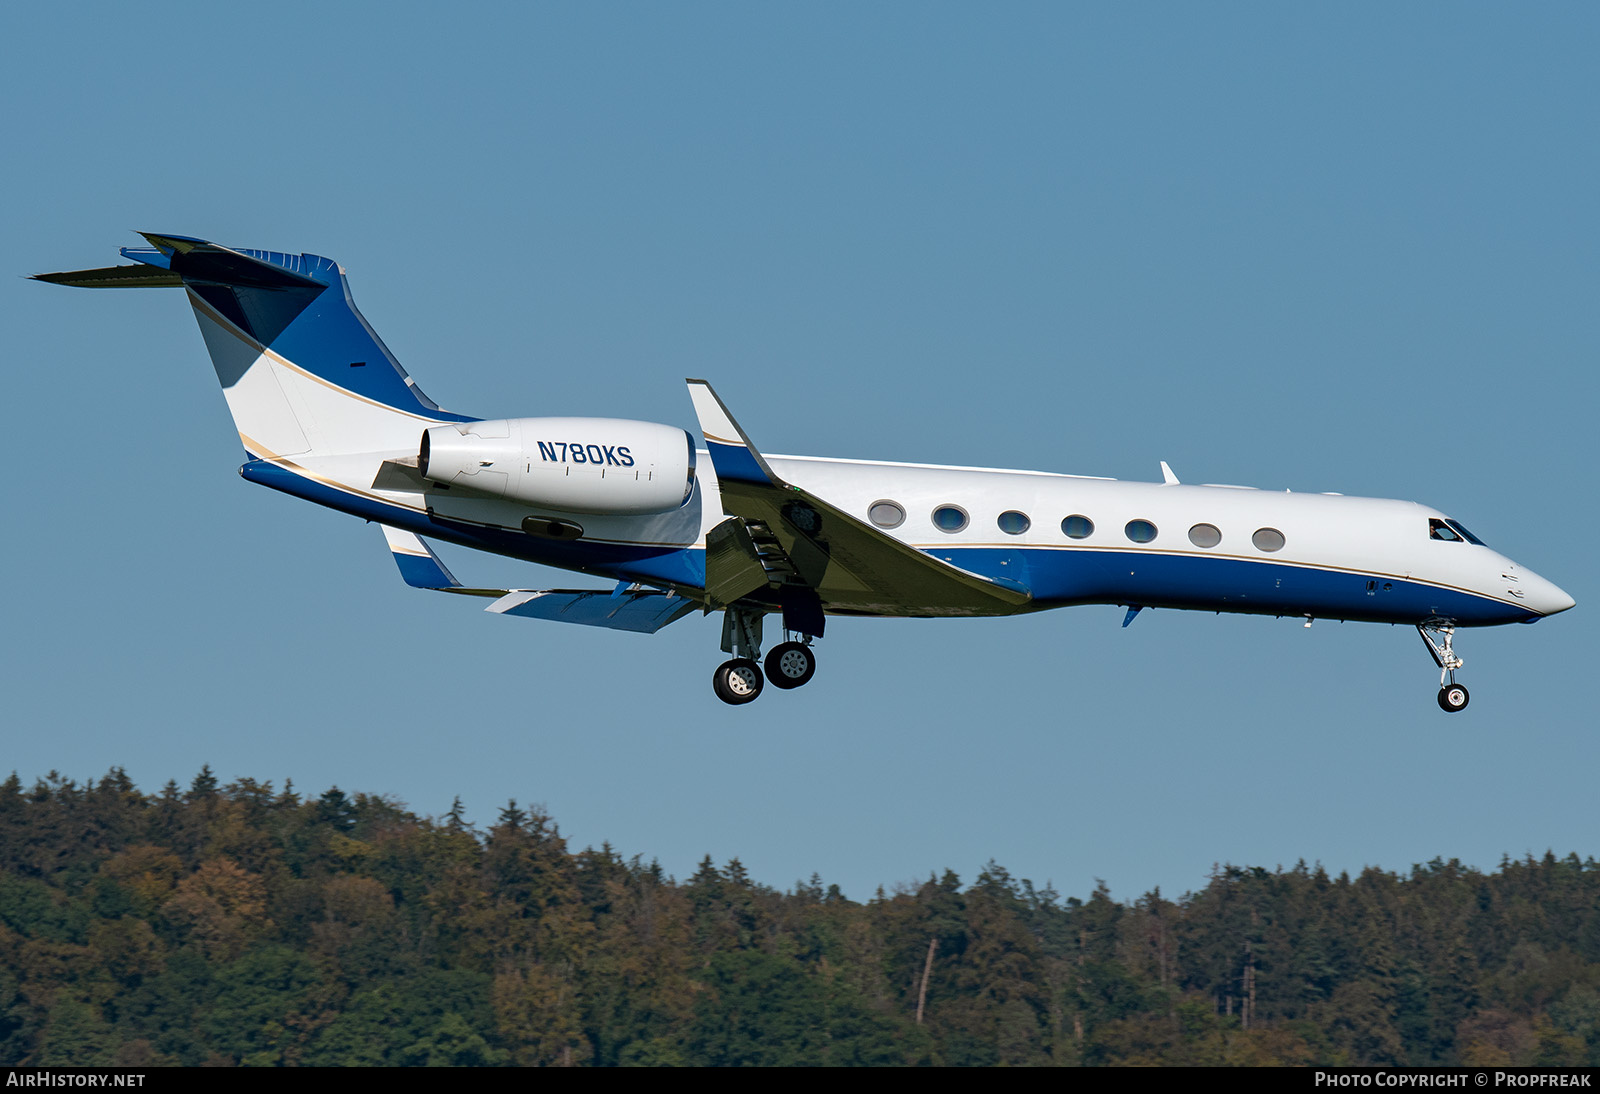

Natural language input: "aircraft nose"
[1526,573,1576,617]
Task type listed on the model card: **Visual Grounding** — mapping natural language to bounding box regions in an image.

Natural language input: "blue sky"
[3,3,1595,902]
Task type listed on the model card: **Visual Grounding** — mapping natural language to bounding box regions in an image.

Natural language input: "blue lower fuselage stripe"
[243,462,1532,625]
[937,546,1536,626]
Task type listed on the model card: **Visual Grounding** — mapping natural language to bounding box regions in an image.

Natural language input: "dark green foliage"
[314,788,356,833]
[200,946,324,1065]
[304,970,501,1066]
[36,996,116,1067]
[0,874,89,944]
[0,769,1595,1066]
[682,950,912,1065]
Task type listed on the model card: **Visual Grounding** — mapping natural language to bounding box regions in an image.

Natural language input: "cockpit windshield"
[1429,517,1486,546]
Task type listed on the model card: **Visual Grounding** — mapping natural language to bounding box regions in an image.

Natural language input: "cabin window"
[1253,527,1286,552]
[997,511,1031,535]
[932,505,969,533]
[869,500,906,529]
[1429,518,1462,542]
[1125,519,1158,543]
[1061,515,1094,539]
[1188,523,1222,548]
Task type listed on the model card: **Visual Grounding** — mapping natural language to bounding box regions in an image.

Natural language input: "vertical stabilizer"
[34,234,474,461]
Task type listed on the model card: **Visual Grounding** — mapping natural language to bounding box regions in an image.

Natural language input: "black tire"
[764,642,817,689]
[713,659,765,705]
[1437,683,1470,713]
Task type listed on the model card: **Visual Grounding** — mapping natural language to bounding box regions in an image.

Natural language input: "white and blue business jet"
[36,234,1574,710]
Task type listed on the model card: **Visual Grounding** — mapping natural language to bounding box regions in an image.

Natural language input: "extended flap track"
[704,516,816,608]
[743,520,801,584]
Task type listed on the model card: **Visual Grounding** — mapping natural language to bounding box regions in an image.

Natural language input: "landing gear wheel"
[1437,683,1470,713]
[713,659,765,705]
[764,642,817,689]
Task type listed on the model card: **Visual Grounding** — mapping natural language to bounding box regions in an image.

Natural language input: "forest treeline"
[0,768,1596,1067]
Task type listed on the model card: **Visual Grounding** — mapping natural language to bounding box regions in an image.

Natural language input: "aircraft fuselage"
[255,444,1571,628]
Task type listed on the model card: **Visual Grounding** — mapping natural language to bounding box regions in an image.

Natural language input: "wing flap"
[703,516,772,607]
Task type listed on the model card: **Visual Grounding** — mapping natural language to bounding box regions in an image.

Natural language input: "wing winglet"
[381,525,464,590]
[381,525,506,598]
[686,379,783,487]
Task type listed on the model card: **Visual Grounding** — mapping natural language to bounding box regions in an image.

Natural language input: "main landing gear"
[712,659,765,705]
[712,607,818,705]
[764,642,817,689]
[1418,622,1469,713]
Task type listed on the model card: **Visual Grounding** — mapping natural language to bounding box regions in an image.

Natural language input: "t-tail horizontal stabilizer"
[35,233,466,435]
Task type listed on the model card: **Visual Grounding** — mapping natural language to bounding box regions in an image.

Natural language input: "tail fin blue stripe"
[126,234,471,422]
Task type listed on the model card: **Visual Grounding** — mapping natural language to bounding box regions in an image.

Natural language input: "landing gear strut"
[712,607,765,705]
[1418,622,1469,713]
[711,609,818,705]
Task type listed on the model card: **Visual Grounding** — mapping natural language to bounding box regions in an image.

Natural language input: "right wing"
[380,525,696,634]
[687,381,1032,617]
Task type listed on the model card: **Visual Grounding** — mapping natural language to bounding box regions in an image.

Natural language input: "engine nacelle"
[419,417,696,515]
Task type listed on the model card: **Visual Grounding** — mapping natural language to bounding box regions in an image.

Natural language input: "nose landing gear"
[1419,622,1469,713]
[712,606,819,705]
[1438,680,1470,713]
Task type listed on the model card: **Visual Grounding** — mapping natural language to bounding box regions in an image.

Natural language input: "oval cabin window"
[1253,527,1286,552]
[869,501,906,529]
[997,511,1031,535]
